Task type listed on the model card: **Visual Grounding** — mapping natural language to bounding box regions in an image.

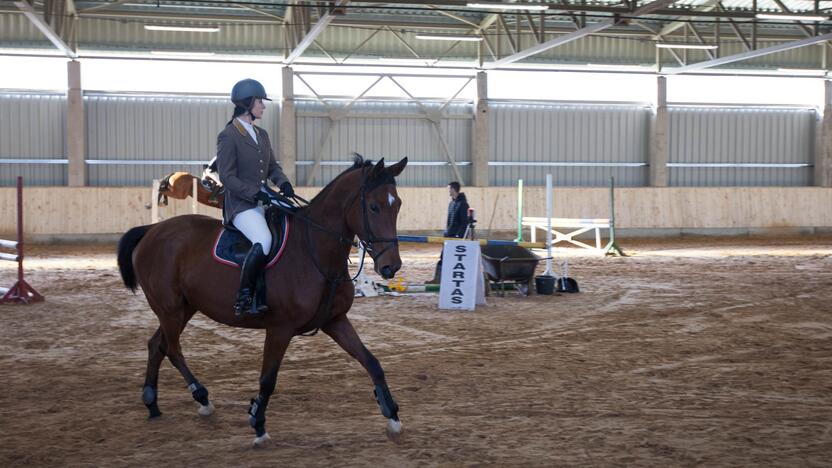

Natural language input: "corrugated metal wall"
[295,99,472,186]
[84,94,279,186]
[488,102,650,186]
[1,93,820,188]
[668,106,814,186]
[0,93,67,186]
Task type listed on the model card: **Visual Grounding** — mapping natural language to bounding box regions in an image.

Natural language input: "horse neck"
[295,180,360,276]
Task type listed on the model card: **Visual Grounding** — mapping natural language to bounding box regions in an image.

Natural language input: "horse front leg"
[323,315,402,442]
[249,327,294,448]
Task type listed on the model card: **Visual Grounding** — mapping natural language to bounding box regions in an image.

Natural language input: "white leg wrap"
[388,418,402,433]
[253,432,271,448]
[198,402,215,416]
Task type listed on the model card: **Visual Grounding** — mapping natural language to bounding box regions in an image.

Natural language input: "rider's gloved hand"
[280,181,295,198]
[254,191,272,205]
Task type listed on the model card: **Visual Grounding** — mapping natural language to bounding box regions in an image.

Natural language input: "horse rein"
[268,166,399,272]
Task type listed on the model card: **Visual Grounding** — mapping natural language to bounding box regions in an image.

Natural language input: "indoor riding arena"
[2,1,832,466]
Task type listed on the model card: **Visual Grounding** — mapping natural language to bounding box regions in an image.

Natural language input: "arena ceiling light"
[656,43,719,50]
[144,25,221,33]
[466,3,550,11]
[415,34,484,42]
[755,13,829,22]
[776,67,827,75]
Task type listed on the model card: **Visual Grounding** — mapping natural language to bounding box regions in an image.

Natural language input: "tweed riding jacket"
[216,119,289,225]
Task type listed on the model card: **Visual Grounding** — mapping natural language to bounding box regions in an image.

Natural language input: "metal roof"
[2,1,832,71]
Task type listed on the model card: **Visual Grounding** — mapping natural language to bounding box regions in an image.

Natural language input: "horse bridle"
[271,165,399,281]
[280,166,399,336]
[356,167,400,261]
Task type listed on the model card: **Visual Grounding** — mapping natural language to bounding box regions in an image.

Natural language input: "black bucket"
[535,275,556,295]
[556,276,580,293]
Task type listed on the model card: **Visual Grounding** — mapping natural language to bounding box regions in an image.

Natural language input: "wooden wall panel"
[0,187,830,238]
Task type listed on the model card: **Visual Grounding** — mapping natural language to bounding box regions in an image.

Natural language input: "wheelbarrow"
[480,245,550,296]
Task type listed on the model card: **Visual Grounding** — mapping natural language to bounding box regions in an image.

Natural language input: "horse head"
[344,157,408,279]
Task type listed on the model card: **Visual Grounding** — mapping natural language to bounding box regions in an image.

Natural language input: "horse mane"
[308,153,392,205]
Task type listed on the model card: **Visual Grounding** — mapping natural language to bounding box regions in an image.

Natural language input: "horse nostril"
[381,266,394,279]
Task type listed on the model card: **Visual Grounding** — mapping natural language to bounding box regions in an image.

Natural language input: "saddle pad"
[212,214,290,269]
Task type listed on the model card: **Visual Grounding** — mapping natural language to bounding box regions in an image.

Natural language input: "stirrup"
[234,289,258,316]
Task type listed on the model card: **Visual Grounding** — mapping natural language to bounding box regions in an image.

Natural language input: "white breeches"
[232,205,272,256]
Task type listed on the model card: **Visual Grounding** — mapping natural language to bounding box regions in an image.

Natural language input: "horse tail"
[118,225,152,293]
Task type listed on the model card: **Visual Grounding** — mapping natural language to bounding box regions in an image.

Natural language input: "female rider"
[216,78,294,316]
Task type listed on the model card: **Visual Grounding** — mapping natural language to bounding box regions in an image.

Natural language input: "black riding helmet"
[230,79,270,122]
[231,78,271,104]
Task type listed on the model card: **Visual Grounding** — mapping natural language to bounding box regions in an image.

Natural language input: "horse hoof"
[198,402,215,417]
[386,419,403,444]
[252,432,271,449]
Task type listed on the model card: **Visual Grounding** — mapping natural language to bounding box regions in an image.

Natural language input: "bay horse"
[157,171,224,209]
[118,156,407,447]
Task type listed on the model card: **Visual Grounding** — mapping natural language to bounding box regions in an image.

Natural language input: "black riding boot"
[234,243,267,316]
[254,269,269,313]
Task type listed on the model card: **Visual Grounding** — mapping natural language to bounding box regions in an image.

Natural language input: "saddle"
[201,176,225,206]
[213,206,291,269]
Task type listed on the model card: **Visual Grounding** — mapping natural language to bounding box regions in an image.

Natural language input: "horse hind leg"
[159,309,215,417]
[142,327,166,418]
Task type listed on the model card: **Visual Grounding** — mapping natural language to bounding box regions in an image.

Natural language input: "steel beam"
[14,0,77,58]
[484,20,612,68]
[657,0,719,37]
[387,77,465,184]
[426,4,480,28]
[484,0,681,68]
[386,26,424,59]
[525,12,541,44]
[687,23,716,60]
[498,14,518,54]
[285,0,349,64]
[635,21,685,65]
[340,28,381,63]
[718,3,752,51]
[770,0,832,52]
[79,0,132,13]
[665,32,832,74]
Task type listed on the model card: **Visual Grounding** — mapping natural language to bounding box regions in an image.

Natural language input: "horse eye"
[370,203,380,213]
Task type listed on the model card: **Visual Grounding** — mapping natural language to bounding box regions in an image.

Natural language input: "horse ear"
[370,158,385,179]
[386,157,408,178]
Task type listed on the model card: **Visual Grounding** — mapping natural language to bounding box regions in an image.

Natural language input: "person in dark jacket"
[428,181,470,283]
[444,181,469,238]
[216,78,294,316]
